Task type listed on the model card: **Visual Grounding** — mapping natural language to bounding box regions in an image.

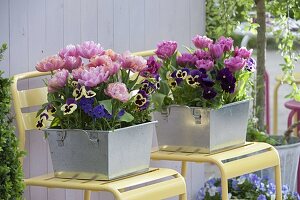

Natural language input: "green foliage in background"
[0,44,24,200]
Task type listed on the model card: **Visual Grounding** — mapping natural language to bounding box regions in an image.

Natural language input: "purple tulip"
[234,47,253,59]
[177,53,198,67]
[192,35,213,49]
[217,36,233,52]
[141,56,162,77]
[155,41,177,60]
[196,59,214,71]
[209,43,223,59]
[194,49,212,60]
[224,56,246,72]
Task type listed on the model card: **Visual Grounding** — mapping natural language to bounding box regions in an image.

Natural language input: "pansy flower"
[61,98,77,115]
[203,87,217,100]
[71,81,78,88]
[36,112,49,129]
[186,69,207,86]
[140,80,157,95]
[167,78,178,88]
[134,90,149,110]
[46,104,56,115]
[73,85,86,100]
[245,57,256,72]
[78,97,94,116]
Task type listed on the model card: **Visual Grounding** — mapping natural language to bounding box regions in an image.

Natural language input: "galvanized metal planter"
[154,100,250,153]
[44,121,156,180]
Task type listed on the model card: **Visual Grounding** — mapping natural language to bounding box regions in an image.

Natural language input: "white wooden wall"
[0,0,206,199]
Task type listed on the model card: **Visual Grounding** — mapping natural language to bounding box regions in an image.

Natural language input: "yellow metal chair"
[11,71,187,200]
[133,50,283,200]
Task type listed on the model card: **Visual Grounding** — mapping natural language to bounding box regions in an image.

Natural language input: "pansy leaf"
[50,117,60,128]
[99,99,112,114]
[152,93,166,112]
[158,80,170,95]
[119,111,134,122]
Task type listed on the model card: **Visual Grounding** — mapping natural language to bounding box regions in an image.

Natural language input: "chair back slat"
[19,87,48,108]
[22,112,39,130]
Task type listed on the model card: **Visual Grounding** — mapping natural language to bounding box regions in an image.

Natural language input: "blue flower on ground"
[257,194,267,200]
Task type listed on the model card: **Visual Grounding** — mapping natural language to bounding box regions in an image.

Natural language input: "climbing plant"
[206,0,300,130]
[0,43,24,199]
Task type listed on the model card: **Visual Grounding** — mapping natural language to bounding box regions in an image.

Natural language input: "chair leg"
[84,190,91,200]
[181,161,187,178]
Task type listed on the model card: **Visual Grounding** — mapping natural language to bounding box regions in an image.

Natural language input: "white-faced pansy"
[71,81,78,88]
[35,112,49,130]
[134,91,148,107]
[46,104,56,115]
[167,78,177,88]
[85,90,96,98]
[73,86,86,100]
[61,98,77,115]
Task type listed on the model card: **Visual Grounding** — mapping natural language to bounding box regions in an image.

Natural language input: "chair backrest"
[11,71,51,162]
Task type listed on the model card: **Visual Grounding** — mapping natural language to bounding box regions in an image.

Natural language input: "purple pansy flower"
[203,87,217,100]
[134,90,150,110]
[245,57,257,72]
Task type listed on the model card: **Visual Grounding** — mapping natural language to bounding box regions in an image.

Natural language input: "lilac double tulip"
[59,44,82,70]
[224,56,246,72]
[78,67,109,87]
[77,41,104,59]
[104,82,130,103]
[155,41,177,60]
[192,35,213,49]
[48,69,69,93]
[36,55,65,72]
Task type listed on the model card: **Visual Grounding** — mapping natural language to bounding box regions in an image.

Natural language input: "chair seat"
[284,100,300,110]
[25,168,186,200]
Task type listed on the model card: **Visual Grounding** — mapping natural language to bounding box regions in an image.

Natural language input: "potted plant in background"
[35,41,159,180]
[247,118,300,192]
[151,35,256,153]
[197,173,300,200]
[0,43,24,199]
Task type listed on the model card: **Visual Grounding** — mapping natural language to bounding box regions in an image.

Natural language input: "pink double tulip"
[77,41,104,59]
[48,69,69,93]
[104,82,130,103]
[36,55,65,72]
[192,35,213,49]
[121,51,147,72]
[88,55,120,76]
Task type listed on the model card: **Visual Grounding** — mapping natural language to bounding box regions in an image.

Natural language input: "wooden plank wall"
[0,0,206,199]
